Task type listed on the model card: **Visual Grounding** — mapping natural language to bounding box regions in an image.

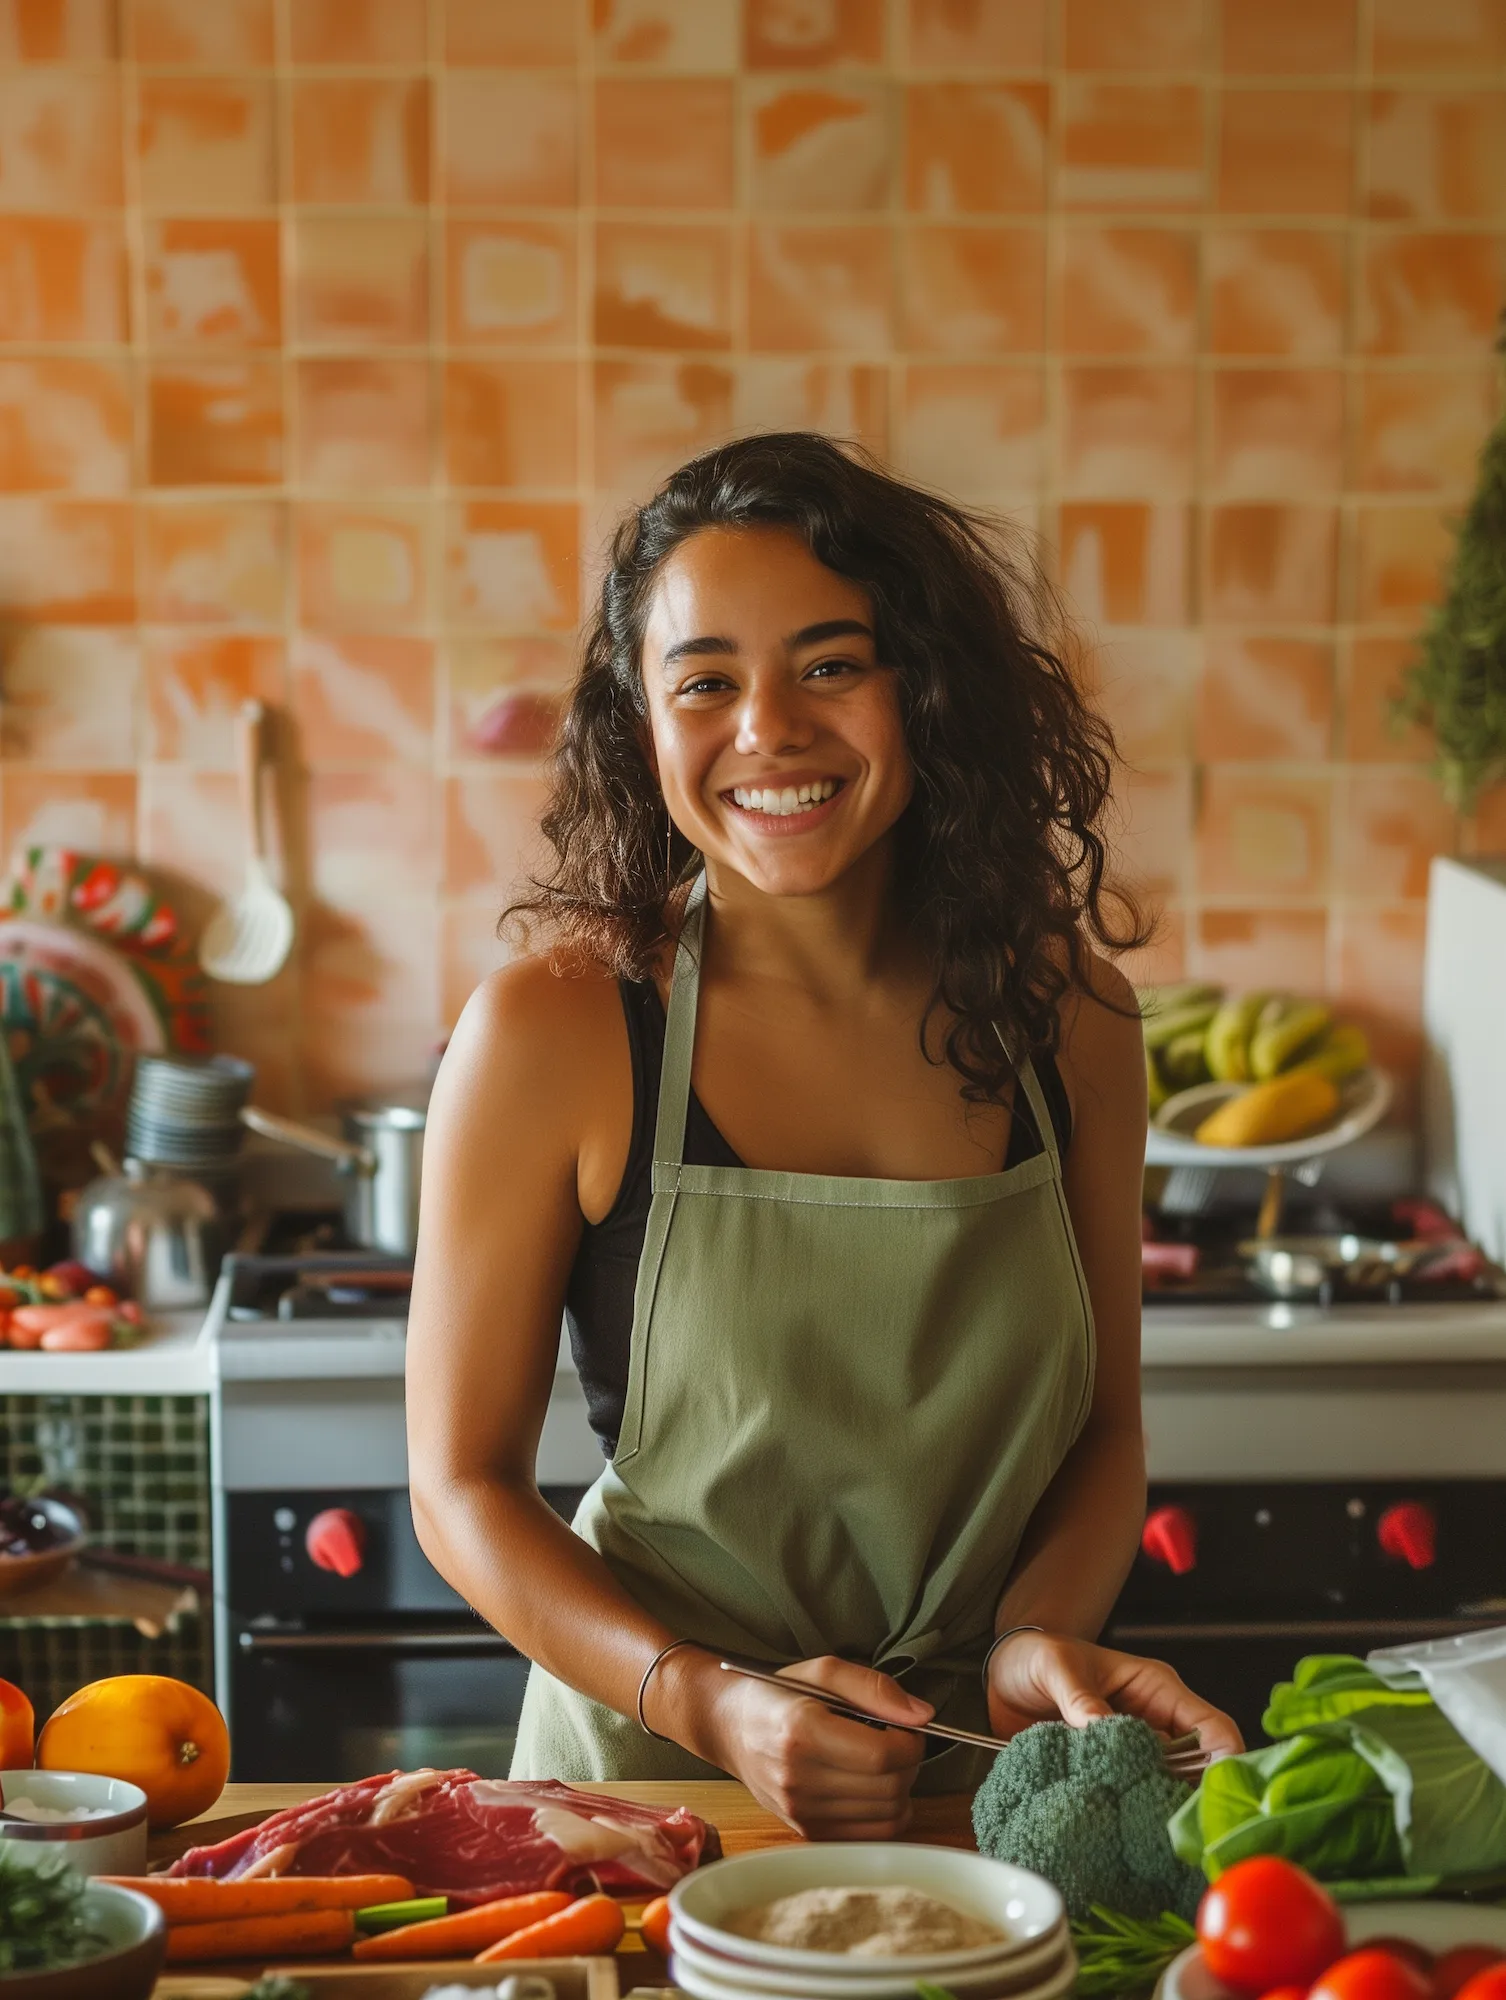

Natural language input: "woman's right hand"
[692,1655,933,1840]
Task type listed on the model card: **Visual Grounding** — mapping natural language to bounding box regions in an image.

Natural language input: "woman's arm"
[407,961,674,1719]
[406,961,932,1832]
[984,958,1244,1754]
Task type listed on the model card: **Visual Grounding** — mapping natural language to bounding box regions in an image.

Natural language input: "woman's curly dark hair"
[508,432,1149,1104]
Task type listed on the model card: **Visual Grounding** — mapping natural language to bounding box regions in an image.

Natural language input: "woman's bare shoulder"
[437,953,627,1135]
[1055,946,1143,1114]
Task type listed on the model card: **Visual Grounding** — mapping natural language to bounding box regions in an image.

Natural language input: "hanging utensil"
[199,699,294,986]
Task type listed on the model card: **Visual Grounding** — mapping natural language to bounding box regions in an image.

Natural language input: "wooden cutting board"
[154,1959,620,1998]
[148,1781,977,1990]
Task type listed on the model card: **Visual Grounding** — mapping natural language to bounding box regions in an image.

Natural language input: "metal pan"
[240,1089,427,1256]
[1239,1233,1422,1300]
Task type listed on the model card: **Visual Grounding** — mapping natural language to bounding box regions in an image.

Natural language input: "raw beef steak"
[166,1770,720,1906]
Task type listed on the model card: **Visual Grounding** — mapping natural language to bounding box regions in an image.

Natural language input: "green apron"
[511,879,1095,1787]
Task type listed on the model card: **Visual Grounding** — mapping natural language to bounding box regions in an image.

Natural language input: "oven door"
[230,1624,530,1782]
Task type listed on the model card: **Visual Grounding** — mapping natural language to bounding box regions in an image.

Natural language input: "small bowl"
[0,1499,86,1598]
[670,1843,1064,1980]
[0,1880,165,1999]
[0,1771,149,1876]
[670,1918,1071,1999]
[672,1939,1076,2000]
[1160,1901,1506,2000]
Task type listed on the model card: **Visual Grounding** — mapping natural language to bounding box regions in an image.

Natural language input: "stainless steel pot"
[240,1089,427,1255]
[72,1159,223,1309]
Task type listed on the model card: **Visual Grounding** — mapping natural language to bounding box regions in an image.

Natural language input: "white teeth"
[730,779,839,817]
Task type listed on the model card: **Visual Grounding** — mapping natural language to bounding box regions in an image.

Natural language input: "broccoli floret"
[971,1715,1204,1923]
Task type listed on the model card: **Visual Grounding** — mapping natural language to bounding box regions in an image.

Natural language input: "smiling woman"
[405,433,1242,1838]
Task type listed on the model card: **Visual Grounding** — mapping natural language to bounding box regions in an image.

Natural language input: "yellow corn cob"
[1205,993,1268,1083]
[1194,1070,1341,1149]
[1293,1022,1370,1084]
[1249,998,1331,1080]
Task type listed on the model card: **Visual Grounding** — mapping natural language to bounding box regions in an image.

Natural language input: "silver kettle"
[71,1159,223,1310]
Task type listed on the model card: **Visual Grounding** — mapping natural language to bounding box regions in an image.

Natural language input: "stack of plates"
[667,1845,1074,2000]
[125,1055,255,1196]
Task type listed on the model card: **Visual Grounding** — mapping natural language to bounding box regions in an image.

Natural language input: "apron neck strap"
[653,873,708,1168]
[995,1025,1062,1171]
[656,886,1063,1175]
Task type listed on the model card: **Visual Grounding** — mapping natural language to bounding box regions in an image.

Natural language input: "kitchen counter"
[148,1781,976,1980]
[0,1306,212,1395]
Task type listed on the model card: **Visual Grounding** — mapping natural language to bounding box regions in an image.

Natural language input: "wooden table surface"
[148,1781,978,1986]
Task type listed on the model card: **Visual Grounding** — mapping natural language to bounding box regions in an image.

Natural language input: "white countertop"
[0,1308,213,1396]
[1142,1296,1506,1368]
[5,1290,1506,1402]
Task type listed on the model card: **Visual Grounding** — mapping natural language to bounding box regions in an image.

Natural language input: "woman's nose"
[734,681,814,757]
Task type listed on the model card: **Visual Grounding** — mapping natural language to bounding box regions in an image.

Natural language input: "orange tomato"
[83,1285,117,1307]
[0,1677,34,1767]
[641,1894,672,1956]
[38,1675,229,1829]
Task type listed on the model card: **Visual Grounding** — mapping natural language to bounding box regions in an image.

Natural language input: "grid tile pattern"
[0,1392,210,1707]
[0,0,1502,1099]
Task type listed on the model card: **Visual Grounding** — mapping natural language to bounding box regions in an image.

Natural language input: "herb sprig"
[1072,1904,1198,1995]
[0,1849,106,1972]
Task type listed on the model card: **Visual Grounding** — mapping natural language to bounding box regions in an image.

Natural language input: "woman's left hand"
[985,1629,1245,1758]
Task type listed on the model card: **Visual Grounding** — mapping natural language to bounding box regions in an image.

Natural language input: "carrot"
[164,1909,356,1962]
[100,1874,413,1922]
[352,1889,575,1961]
[476,1894,626,1963]
[641,1894,672,1956]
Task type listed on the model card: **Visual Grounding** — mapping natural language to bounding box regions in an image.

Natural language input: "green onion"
[353,1894,449,1933]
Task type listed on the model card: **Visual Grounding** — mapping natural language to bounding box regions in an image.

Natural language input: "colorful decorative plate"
[4,847,208,1057]
[0,920,164,1127]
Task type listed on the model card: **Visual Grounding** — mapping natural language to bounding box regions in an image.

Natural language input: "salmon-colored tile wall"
[0,0,1500,1108]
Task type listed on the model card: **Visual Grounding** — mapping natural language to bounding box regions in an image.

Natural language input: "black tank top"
[564,980,1074,1456]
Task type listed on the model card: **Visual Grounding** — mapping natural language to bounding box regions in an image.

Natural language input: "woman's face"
[639,525,914,899]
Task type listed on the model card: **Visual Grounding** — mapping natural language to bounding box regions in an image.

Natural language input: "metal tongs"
[719,1661,1212,1775]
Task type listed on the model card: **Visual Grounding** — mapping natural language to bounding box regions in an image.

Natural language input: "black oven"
[1106,1479,1506,1746]
[224,1485,588,1782]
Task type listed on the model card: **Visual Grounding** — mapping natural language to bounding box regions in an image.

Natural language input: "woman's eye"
[680,674,732,696]
[807,656,859,680]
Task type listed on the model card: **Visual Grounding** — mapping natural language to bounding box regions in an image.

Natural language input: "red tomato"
[1309,1950,1435,2000]
[1260,1986,1310,2000]
[1198,1858,1347,1995]
[1363,1940,1434,1975]
[1453,1967,1506,2000]
[1435,1950,1506,2000]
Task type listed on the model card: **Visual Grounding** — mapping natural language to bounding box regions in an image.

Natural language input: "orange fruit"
[0,1676,33,1767]
[38,1674,229,1828]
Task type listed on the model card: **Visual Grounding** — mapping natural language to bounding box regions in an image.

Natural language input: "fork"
[717,1662,1212,1775]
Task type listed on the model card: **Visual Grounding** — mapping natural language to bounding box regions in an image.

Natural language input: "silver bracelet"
[981,1623,1046,1692]
[636,1637,700,1742]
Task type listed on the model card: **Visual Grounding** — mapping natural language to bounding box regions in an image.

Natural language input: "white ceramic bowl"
[0,1881,165,1998]
[674,1937,1077,2000]
[0,1770,149,1877]
[669,1843,1065,1980]
[1158,1902,1506,2000]
[671,1918,1071,1999]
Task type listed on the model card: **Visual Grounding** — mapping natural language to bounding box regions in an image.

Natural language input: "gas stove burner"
[1142,1198,1506,1308]
[225,1248,413,1324]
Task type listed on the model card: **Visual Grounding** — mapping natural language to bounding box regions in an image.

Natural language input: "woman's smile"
[724,774,846,830]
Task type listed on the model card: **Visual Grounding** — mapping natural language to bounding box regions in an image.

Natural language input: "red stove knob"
[1142,1504,1197,1575]
[305,1508,366,1578]
[1378,1501,1436,1570]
